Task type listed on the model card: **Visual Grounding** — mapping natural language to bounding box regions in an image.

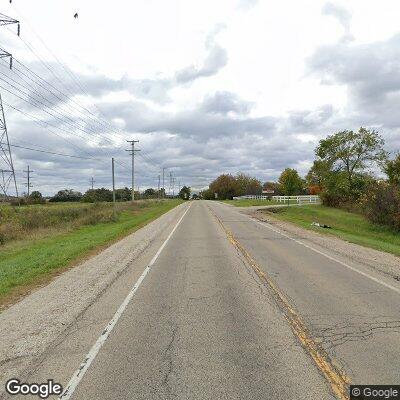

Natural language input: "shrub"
[361,182,400,231]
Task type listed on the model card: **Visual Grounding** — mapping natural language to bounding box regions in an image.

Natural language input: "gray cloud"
[175,45,227,84]
[100,97,276,140]
[200,91,253,115]
[286,104,334,132]
[308,27,400,156]
[309,35,400,104]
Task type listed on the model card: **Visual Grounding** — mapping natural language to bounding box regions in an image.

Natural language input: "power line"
[1,100,113,165]
[0,83,133,170]
[0,59,113,137]
[0,63,117,145]
[2,142,104,161]
[4,17,125,140]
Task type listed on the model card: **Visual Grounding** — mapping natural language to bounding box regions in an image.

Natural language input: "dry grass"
[0,200,152,246]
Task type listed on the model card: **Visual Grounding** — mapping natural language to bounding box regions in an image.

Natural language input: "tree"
[316,128,386,191]
[81,188,113,203]
[209,174,239,200]
[158,188,166,198]
[236,172,262,195]
[49,189,82,202]
[28,190,45,204]
[278,168,303,196]
[143,188,156,198]
[200,188,215,200]
[179,186,191,200]
[384,154,400,185]
[306,160,332,187]
[29,190,42,199]
[115,187,131,202]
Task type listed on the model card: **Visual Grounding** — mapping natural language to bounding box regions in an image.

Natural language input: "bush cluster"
[360,183,400,231]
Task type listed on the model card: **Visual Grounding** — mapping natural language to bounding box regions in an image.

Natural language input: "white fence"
[232,195,320,204]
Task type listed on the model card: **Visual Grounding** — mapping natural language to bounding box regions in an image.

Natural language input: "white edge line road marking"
[252,218,400,296]
[59,203,192,400]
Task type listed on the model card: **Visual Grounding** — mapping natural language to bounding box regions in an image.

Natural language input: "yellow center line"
[209,206,350,400]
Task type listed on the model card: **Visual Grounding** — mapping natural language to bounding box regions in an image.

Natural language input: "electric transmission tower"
[0,12,20,35]
[0,13,20,201]
[0,93,18,200]
[126,140,140,201]
[23,165,33,196]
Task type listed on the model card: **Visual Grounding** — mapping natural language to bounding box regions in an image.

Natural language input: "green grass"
[264,205,400,256]
[221,199,296,207]
[0,200,183,306]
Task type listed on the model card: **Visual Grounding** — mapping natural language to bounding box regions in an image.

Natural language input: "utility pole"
[126,140,140,201]
[169,171,172,197]
[162,167,166,199]
[90,177,95,190]
[23,165,33,196]
[112,158,116,219]
[158,174,160,199]
[0,14,20,201]
[172,177,176,197]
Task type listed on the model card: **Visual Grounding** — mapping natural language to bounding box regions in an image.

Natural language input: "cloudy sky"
[0,0,399,195]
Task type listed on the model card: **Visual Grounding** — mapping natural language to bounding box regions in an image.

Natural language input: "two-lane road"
[22,200,400,400]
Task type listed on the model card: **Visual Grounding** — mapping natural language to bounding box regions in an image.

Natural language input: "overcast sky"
[0,0,399,195]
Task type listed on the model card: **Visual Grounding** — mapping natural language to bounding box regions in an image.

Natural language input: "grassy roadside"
[262,205,400,256]
[221,199,296,207]
[0,200,183,308]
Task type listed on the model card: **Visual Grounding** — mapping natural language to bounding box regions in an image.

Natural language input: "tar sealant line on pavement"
[59,203,191,400]
[253,219,400,296]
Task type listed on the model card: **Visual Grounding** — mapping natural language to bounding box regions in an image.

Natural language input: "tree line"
[15,185,192,205]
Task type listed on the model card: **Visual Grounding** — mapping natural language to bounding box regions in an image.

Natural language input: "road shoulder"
[243,207,400,282]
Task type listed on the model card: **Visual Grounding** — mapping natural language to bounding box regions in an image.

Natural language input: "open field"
[221,199,296,207]
[262,205,400,256]
[0,199,182,308]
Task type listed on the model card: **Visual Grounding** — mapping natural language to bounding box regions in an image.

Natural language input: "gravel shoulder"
[245,207,400,282]
[0,202,189,396]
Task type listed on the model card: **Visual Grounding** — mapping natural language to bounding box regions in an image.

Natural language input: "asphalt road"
[18,201,400,400]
